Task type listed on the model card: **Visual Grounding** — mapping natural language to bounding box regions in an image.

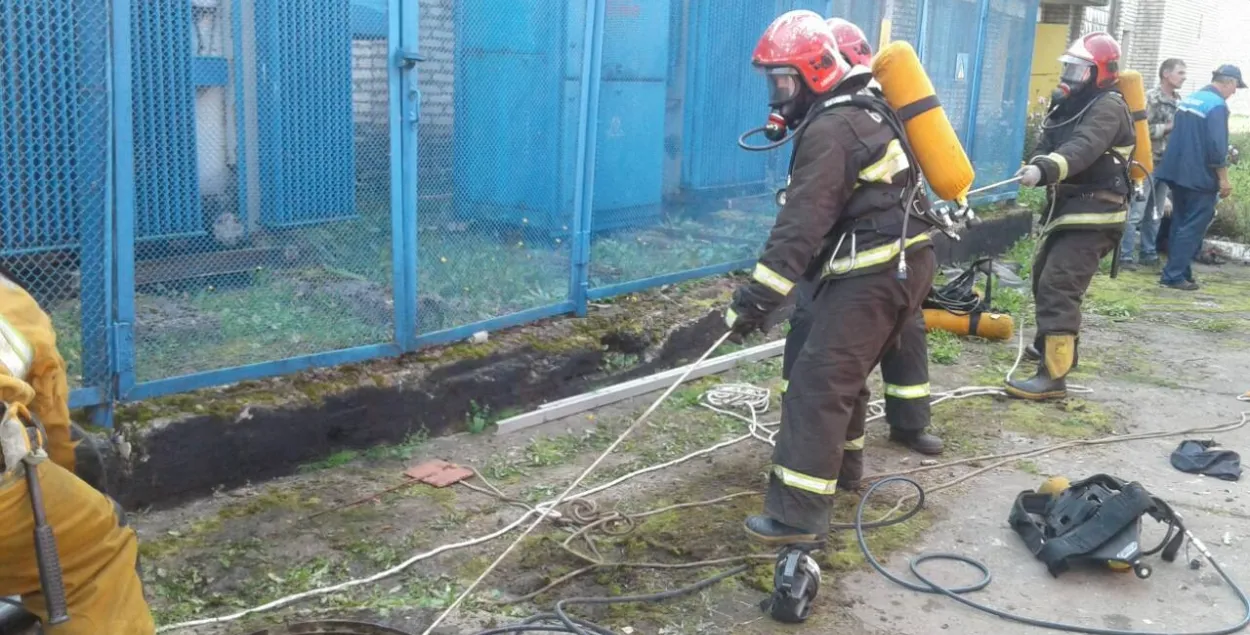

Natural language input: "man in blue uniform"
[1155,64,1244,290]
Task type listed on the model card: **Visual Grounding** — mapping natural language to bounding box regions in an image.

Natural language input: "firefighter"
[726,11,939,545]
[1008,32,1136,401]
[780,16,941,497]
[0,265,155,634]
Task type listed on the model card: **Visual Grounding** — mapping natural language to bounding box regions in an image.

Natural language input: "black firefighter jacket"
[1030,88,1137,233]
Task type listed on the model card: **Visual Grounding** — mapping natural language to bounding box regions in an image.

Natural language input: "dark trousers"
[767,248,936,535]
[1032,229,1119,337]
[783,278,931,487]
[1160,185,1218,285]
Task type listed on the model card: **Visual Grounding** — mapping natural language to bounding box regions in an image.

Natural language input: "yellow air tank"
[1116,70,1154,183]
[922,308,1015,341]
[871,41,975,203]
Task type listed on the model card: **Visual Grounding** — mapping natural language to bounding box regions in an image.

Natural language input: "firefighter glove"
[725,284,775,340]
[1016,165,1043,187]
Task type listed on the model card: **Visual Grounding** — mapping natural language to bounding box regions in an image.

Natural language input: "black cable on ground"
[856,477,1250,635]
[471,565,749,635]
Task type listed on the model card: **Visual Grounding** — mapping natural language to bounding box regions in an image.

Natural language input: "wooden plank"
[495,339,785,435]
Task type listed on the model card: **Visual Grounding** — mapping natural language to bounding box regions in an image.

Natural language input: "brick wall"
[352,39,390,128]
[1117,0,1250,114]
[347,0,458,193]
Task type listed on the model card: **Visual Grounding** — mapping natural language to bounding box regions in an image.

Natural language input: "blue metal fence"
[0,0,1038,424]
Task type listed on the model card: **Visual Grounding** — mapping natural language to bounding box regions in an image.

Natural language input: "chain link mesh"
[5,0,1041,396]
[973,0,1034,189]
[584,0,823,291]
[125,0,393,382]
[1,0,112,390]
[924,0,981,144]
[414,0,577,334]
[890,0,923,48]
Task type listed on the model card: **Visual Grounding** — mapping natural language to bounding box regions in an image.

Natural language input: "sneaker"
[1119,260,1138,272]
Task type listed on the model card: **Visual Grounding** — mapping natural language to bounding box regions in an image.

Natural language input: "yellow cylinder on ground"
[871,41,975,203]
[922,308,1015,341]
[1116,70,1154,183]
[1038,476,1070,497]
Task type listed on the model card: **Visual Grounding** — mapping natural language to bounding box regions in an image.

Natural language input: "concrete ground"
[135,259,1250,635]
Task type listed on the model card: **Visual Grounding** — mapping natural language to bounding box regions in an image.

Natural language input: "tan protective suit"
[0,275,75,472]
[0,274,155,634]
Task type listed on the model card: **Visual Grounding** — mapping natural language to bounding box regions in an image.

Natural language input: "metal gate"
[1,0,1040,425]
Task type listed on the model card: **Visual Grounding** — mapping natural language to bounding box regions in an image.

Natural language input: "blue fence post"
[964,0,993,160]
[568,0,607,318]
[80,0,117,427]
[395,0,420,350]
[916,0,931,61]
[110,0,137,410]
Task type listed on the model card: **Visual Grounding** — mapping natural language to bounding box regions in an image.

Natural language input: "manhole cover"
[245,621,412,635]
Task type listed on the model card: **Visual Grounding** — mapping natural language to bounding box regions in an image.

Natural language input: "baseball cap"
[1213,64,1248,88]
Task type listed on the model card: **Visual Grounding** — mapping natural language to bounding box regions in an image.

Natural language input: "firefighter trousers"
[783,275,932,488]
[768,247,935,535]
[0,460,154,634]
[1032,229,1120,338]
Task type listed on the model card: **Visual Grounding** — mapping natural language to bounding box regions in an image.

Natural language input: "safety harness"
[1009,474,1184,579]
[1037,91,1137,234]
[777,79,941,282]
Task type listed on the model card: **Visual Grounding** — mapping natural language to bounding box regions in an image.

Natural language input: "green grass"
[300,449,361,472]
[1191,317,1240,333]
[1003,235,1039,279]
[1016,187,1048,216]
[927,330,963,365]
[362,430,430,462]
[1210,131,1250,243]
[46,197,777,386]
[466,400,492,434]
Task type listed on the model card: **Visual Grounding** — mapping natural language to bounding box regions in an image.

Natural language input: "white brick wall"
[1116,0,1250,114]
[417,0,456,194]
[352,39,390,128]
[347,0,457,190]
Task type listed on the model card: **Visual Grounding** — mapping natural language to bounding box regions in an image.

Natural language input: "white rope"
[416,332,734,635]
[154,280,1111,634]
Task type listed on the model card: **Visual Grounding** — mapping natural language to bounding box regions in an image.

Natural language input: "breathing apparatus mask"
[1053,55,1095,102]
[739,67,816,152]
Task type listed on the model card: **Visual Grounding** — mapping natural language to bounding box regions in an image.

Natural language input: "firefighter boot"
[888,429,944,455]
[1007,333,1076,401]
[1025,335,1080,369]
[745,516,822,548]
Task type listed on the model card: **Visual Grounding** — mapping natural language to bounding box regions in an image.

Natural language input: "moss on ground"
[1005,398,1115,439]
[822,494,933,573]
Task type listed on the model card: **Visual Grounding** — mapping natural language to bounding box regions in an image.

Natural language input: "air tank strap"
[896,95,942,123]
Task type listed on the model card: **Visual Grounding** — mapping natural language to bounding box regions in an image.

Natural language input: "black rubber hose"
[856,476,1250,635]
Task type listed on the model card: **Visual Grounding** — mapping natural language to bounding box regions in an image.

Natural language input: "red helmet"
[1060,32,1121,88]
[826,18,873,67]
[753,10,849,103]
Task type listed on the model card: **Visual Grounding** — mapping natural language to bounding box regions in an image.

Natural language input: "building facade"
[1067,0,1250,113]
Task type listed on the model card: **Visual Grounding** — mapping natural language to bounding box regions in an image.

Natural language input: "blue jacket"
[1156,85,1230,193]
